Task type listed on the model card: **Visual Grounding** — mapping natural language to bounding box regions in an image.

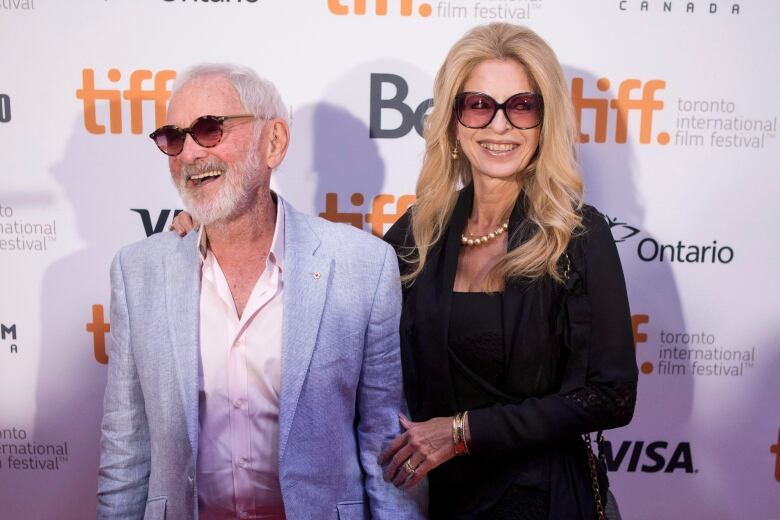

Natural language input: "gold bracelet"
[452,411,470,456]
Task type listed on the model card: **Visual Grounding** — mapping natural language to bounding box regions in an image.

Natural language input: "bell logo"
[572,77,669,144]
[86,304,109,365]
[76,68,176,135]
[328,0,432,17]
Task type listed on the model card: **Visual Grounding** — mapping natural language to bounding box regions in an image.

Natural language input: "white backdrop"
[1,1,779,519]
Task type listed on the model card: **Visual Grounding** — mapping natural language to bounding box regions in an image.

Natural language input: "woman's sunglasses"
[454,92,542,130]
[149,114,257,156]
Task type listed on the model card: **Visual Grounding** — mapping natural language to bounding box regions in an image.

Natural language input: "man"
[97,64,425,520]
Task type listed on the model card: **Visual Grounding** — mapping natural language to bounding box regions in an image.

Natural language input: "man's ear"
[264,119,290,170]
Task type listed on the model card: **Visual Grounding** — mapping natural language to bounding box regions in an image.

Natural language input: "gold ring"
[403,459,416,475]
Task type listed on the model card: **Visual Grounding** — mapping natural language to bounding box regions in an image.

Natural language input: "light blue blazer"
[97,199,426,520]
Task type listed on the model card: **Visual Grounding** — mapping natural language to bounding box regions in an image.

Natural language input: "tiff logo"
[632,314,654,375]
[772,429,780,482]
[328,0,432,16]
[132,209,184,237]
[572,77,668,144]
[320,193,414,237]
[76,69,176,135]
[86,305,109,365]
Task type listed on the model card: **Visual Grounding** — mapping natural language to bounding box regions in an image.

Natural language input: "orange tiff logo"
[320,192,415,237]
[572,77,668,145]
[771,429,780,482]
[76,68,176,135]
[632,313,653,374]
[328,0,432,16]
[87,304,109,365]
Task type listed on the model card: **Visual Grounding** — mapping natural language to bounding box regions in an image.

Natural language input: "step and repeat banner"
[1,1,778,519]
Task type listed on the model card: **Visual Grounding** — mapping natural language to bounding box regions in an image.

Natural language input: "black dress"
[384,184,638,520]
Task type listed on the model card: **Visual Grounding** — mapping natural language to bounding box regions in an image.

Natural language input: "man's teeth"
[480,143,517,152]
[189,170,222,181]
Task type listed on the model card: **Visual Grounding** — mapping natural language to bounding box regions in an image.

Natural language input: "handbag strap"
[584,432,607,520]
[563,252,608,520]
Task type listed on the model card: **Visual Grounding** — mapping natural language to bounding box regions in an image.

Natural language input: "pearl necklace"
[461,221,509,246]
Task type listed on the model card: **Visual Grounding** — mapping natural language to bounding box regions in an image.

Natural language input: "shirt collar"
[196,194,285,271]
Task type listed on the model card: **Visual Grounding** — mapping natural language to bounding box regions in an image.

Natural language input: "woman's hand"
[170,211,199,236]
[378,414,457,489]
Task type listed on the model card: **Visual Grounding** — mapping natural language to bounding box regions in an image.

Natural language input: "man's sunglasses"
[454,92,543,130]
[149,114,257,156]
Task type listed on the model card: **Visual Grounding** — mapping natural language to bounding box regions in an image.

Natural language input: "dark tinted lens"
[152,127,185,156]
[505,93,541,129]
[191,116,223,147]
[457,93,497,128]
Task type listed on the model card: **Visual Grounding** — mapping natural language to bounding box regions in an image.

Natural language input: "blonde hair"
[404,23,583,285]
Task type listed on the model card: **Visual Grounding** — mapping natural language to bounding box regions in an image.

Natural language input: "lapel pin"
[313,272,321,280]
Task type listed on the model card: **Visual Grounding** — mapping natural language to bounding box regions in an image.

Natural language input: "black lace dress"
[426,292,548,520]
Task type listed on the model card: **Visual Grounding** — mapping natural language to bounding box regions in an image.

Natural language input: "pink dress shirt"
[196,200,286,520]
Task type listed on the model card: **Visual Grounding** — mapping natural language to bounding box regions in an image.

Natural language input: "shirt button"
[237,457,248,468]
[232,398,244,409]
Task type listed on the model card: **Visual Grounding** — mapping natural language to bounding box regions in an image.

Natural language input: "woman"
[377,23,637,519]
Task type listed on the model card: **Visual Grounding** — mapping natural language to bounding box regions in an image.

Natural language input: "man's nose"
[177,133,208,163]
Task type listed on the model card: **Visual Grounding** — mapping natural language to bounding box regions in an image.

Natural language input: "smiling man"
[97,64,425,520]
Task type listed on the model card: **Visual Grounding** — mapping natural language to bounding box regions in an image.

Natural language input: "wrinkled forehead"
[166,75,245,127]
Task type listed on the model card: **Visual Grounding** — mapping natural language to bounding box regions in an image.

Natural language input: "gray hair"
[172,63,289,125]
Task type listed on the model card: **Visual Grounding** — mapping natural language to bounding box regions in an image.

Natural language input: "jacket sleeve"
[357,244,427,519]
[96,250,150,519]
[467,212,638,456]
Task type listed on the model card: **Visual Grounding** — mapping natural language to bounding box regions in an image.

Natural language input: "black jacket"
[384,184,638,519]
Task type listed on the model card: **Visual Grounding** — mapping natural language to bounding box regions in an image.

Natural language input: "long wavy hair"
[403,23,584,285]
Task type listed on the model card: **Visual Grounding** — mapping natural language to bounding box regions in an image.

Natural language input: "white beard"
[175,149,261,226]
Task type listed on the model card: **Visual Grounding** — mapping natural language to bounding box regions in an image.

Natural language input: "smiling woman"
[380,23,638,519]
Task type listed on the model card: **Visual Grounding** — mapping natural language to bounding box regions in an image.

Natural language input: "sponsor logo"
[572,77,668,145]
[370,74,432,139]
[320,192,415,237]
[605,214,734,265]
[328,0,543,20]
[163,0,258,3]
[771,429,780,483]
[632,314,653,375]
[0,203,57,253]
[605,440,696,473]
[86,305,109,365]
[630,314,757,378]
[76,68,176,135]
[618,1,741,15]
[0,0,35,10]
[673,97,776,149]
[0,93,10,123]
[132,208,184,237]
[0,428,69,472]
[370,73,668,145]
[328,0,433,17]
[1,323,18,354]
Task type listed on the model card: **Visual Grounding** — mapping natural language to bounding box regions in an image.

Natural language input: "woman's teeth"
[480,142,517,152]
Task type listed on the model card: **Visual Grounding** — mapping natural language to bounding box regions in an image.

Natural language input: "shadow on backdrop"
[31,106,179,519]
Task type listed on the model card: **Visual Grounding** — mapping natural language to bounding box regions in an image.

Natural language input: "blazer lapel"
[163,232,201,457]
[278,202,331,464]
